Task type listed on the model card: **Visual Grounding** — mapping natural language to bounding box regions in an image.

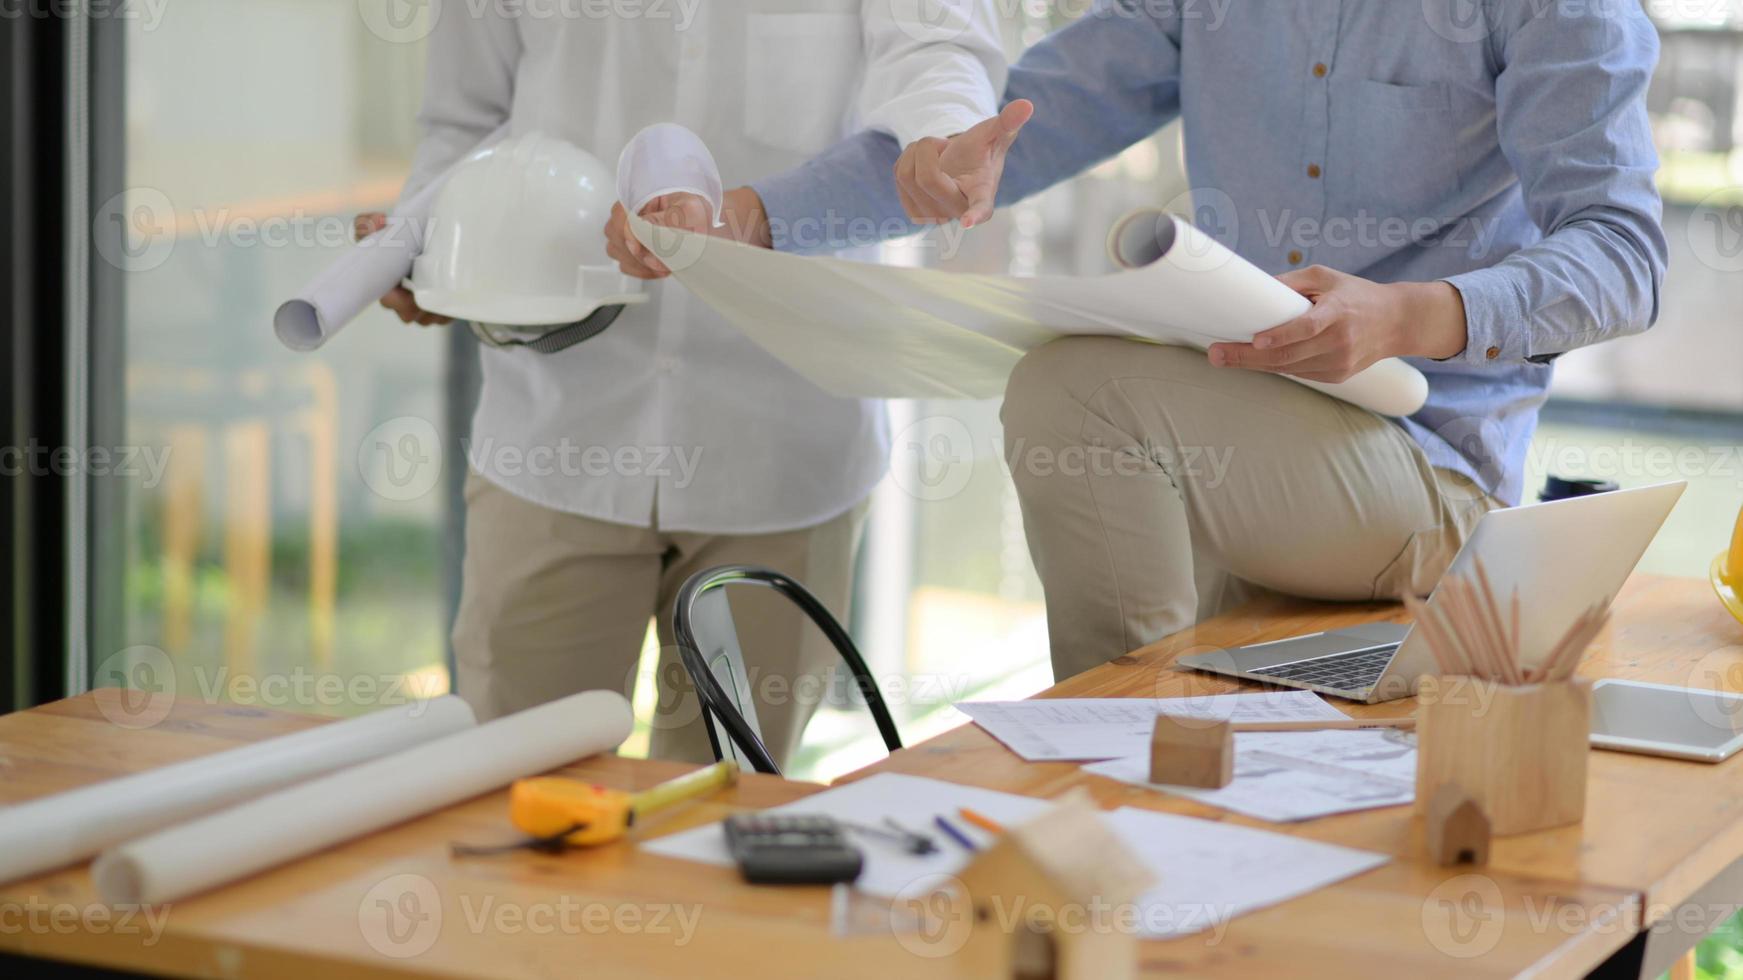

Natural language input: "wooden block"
[1416,679,1591,836]
[955,792,1151,980]
[1425,783,1491,866]
[1149,715,1234,788]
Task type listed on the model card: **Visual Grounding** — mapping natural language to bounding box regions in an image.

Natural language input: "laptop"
[1175,481,1686,703]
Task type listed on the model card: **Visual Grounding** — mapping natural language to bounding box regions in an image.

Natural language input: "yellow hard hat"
[1716,501,1743,627]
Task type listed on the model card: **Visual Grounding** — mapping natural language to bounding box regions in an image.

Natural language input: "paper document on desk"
[620,125,1429,417]
[1085,729,1418,822]
[639,773,1388,939]
[958,690,1349,762]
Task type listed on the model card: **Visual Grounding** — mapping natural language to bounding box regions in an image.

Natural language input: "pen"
[956,807,1005,835]
[882,817,939,856]
[934,815,978,853]
[844,820,937,855]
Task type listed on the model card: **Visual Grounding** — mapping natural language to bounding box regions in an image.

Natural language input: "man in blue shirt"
[609,1,1667,680]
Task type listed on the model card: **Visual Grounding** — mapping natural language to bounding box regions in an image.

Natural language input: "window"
[96,1,450,717]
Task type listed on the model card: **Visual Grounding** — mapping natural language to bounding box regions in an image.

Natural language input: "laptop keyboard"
[1254,644,1400,692]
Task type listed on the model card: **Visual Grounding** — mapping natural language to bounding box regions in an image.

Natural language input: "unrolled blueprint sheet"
[957,690,1350,762]
[632,209,1429,417]
[618,123,1428,417]
[639,773,1389,939]
[1085,729,1418,822]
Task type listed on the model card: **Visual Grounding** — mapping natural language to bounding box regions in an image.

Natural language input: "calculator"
[722,813,864,885]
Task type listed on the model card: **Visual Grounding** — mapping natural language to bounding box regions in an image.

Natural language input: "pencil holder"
[1414,677,1592,836]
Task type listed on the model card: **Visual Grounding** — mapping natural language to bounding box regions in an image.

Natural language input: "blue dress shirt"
[752,0,1669,506]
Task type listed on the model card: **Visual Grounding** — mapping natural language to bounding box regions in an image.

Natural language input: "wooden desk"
[0,696,1630,978]
[861,573,1743,977]
[0,573,1731,978]
[2,693,933,979]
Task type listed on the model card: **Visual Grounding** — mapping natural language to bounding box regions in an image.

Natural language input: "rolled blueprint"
[618,124,1429,417]
[0,696,477,885]
[273,123,509,352]
[615,122,723,224]
[93,689,634,905]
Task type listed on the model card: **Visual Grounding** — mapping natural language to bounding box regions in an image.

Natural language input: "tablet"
[1589,679,1743,763]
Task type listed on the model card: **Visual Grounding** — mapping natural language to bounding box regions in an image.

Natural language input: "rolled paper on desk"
[93,689,634,905]
[0,695,477,886]
[272,122,510,352]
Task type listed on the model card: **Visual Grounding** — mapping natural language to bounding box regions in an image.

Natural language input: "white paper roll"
[616,123,724,225]
[273,123,510,352]
[93,690,634,906]
[632,209,1431,417]
[0,696,477,886]
[616,125,1428,418]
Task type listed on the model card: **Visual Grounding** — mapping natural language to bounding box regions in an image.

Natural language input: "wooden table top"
[2,572,1734,978]
[860,574,1743,919]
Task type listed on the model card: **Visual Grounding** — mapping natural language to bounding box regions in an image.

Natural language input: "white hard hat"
[408,132,645,331]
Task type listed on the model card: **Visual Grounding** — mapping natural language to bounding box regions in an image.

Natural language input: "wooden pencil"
[1542,604,1601,682]
[1438,605,1477,678]
[1554,605,1608,681]
[1438,588,1486,679]
[1510,590,1521,677]
[1539,613,1576,683]
[1472,562,1521,685]
[1558,606,1600,680]
[1403,593,1455,674]
[1432,582,1474,677]
[1231,717,1417,732]
[1416,592,1472,677]
[1448,580,1499,682]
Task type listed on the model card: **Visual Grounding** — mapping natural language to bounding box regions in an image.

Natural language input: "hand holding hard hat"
[353,212,451,326]
[405,132,647,351]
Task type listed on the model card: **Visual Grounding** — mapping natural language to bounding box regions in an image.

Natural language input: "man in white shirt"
[358,3,1004,766]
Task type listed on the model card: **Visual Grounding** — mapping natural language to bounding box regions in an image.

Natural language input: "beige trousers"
[451,470,866,766]
[1001,338,1501,681]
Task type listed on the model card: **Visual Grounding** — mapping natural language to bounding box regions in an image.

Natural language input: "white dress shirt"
[404,1,1004,533]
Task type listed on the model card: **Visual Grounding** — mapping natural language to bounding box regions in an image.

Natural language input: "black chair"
[670,564,903,775]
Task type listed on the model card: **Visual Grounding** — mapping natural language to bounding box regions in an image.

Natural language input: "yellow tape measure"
[509,760,739,848]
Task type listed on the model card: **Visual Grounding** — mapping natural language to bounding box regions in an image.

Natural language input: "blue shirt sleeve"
[750,129,909,254]
[1441,4,1667,366]
[753,0,1184,253]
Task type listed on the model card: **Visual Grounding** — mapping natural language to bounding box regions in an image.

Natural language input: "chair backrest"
[682,587,767,772]
[671,565,903,776]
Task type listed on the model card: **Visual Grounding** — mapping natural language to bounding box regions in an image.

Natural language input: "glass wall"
[99,0,448,717]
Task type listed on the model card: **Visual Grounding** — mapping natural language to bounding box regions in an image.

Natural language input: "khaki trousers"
[1001,338,1501,681]
[452,470,866,766]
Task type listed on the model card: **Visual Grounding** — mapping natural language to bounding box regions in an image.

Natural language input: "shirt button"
[1287,250,1303,265]
[1485,346,1501,360]
[1313,63,1328,78]
[1307,164,1322,179]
